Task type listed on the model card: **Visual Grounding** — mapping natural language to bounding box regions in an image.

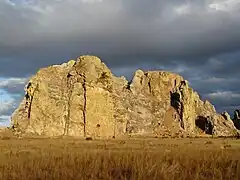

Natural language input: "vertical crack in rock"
[177,86,185,129]
[113,116,116,138]
[82,73,87,137]
[180,101,185,129]
[148,80,152,94]
[64,75,74,136]
[27,91,33,120]
[170,81,185,130]
[25,83,38,121]
[27,102,32,119]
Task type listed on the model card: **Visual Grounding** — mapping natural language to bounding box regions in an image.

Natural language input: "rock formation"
[233,110,240,130]
[10,55,239,138]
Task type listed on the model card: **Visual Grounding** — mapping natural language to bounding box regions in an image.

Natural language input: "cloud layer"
[1,0,240,124]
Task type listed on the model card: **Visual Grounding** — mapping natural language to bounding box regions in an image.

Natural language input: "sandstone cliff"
[10,56,239,138]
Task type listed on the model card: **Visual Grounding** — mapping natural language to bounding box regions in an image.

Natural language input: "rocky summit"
[10,56,239,138]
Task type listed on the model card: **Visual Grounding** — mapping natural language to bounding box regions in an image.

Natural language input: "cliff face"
[11,56,238,138]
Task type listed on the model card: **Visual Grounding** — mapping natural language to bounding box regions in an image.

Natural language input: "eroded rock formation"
[233,110,240,130]
[10,56,239,138]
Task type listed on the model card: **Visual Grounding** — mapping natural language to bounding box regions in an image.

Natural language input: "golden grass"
[0,137,240,180]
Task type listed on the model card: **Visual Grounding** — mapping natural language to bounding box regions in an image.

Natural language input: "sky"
[1,0,240,126]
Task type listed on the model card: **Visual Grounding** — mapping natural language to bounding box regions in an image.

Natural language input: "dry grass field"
[0,136,240,180]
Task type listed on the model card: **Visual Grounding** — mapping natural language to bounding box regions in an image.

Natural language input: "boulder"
[10,55,239,138]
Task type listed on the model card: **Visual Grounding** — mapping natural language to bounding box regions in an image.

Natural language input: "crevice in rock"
[64,74,74,136]
[148,81,152,94]
[27,96,33,120]
[82,73,87,137]
[126,81,131,91]
[24,83,38,121]
[180,102,184,129]
[170,92,181,110]
[170,88,184,129]
[27,84,38,120]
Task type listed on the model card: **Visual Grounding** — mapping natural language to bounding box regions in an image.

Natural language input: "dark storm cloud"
[1,0,240,77]
[0,0,240,116]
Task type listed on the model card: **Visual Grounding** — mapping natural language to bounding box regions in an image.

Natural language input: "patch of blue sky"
[0,116,10,127]
[0,89,12,102]
[0,89,14,127]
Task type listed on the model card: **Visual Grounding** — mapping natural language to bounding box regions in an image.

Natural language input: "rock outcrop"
[10,56,239,138]
[233,110,240,130]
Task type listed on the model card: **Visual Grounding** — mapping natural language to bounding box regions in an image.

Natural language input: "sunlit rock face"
[11,55,239,138]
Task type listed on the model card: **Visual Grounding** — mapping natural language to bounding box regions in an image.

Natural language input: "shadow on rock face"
[195,116,213,135]
[170,91,181,110]
[233,110,240,130]
[195,116,206,132]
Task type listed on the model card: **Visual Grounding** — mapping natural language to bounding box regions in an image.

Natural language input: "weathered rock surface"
[233,110,240,130]
[10,56,239,138]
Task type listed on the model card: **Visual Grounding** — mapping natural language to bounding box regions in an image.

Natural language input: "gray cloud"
[0,117,6,122]
[0,78,28,94]
[0,78,27,118]
[0,98,16,116]
[1,0,240,76]
[0,0,240,116]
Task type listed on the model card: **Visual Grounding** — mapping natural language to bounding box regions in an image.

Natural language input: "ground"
[0,136,240,180]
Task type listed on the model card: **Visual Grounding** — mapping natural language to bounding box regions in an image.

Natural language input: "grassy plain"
[0,136,240,180]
